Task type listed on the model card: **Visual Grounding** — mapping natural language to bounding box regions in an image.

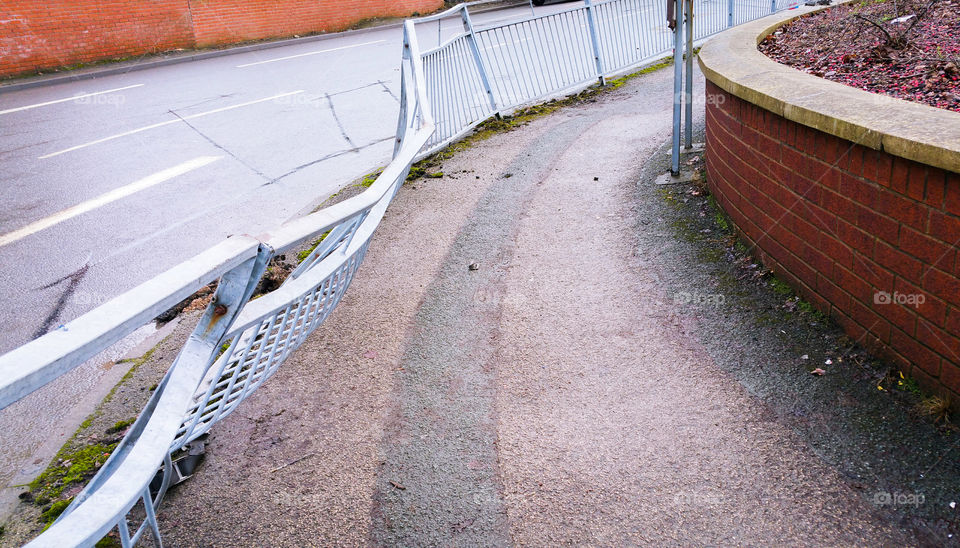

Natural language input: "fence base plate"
[665,143,705,155]
[655,169,699,185]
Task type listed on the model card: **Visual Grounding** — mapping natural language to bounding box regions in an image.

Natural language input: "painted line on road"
[0,84,144,116]
[38,91,304,159]
[482,37,531,51]
[235,40,387,67]
[0,156,222,247]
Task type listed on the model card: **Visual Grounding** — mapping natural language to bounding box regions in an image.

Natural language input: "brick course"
[0,0,443,78]
[705,80,960,400]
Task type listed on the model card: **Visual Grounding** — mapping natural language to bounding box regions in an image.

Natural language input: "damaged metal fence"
[0,0,799,545]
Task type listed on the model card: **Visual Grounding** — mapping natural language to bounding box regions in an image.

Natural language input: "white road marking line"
[482,37,532,51]
[0,84,145,116]
[38,91,304,159]
[0,156,222,247]
[235,40,387,67]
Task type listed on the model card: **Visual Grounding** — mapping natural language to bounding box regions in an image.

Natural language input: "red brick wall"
[705,80,960,399]
[0,0,195,77]
[0,0,443,78]
[190,0,443,47]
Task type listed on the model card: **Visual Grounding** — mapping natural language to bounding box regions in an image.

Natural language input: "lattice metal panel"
[175,243,369,448]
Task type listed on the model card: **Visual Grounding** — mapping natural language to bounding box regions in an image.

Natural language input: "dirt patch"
[759,0,960,112]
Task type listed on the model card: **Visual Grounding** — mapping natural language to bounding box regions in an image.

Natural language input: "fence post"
[728,0,734,27]
[394,28,410,159]
[670,0,684,175]
[770,0,777,13]
[461,7,499,113]
[584,0,606,86]
[684,0,693,149]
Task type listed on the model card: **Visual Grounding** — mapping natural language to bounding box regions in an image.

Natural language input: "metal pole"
[461,7,499,113]
[584,0,606,86]
[394,28,411,159]
[529,0,536,16]
[728,0,734,27]
[684,0,693,149]
[670,0,684,175]
[770,0,776,13]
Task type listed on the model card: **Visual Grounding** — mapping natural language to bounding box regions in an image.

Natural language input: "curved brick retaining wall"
[699,8,960,399]
[0,0,443,79]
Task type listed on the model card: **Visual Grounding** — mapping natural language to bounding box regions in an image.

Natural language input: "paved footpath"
[157,65,925,545]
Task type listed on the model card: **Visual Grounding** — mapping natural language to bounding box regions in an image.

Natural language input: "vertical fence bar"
[584,0,606,85]
[771,0,777,12]
[461,7,498,113]
[728,0,734,27]
[684,0,693,149]
[671,0,684,174]
[394,27,411,158]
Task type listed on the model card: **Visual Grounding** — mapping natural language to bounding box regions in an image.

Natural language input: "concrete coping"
[698,5,960,175]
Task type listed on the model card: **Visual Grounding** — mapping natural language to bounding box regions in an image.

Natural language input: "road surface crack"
[378,80,400,103]
[325,93,357,149]
[266,136,393,185]
[168,109,271,182]
[32,261,89,339]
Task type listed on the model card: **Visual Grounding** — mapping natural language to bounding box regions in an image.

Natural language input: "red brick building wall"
[0,0,195,77]
[705,80,960,399]
[0,0,443,78]
[190,0,442,47]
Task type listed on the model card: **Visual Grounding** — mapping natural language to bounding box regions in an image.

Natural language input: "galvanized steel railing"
[0,1,800,545]
[412,0,799,157]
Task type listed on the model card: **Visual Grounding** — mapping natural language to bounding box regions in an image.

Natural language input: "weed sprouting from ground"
[915,394,953,425]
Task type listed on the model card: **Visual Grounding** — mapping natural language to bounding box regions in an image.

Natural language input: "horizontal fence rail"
[1,0,799,545]
[412,0,798,158]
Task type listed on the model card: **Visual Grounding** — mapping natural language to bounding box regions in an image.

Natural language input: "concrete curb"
[0,0,529,95]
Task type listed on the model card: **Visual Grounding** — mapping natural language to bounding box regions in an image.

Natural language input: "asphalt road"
[0,0,587,518]
[0,2,584,357]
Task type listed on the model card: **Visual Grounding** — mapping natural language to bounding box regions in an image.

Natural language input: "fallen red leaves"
[759,0,960,112]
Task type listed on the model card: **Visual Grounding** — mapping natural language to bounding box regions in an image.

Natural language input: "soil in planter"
[759,0,959,112]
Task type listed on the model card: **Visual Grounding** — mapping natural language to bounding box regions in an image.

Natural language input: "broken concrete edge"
[0,0,530,95]
[697,1,960,175]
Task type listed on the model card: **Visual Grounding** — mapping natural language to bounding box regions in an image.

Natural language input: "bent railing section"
[2,21,432,548]
[1,1,799,545]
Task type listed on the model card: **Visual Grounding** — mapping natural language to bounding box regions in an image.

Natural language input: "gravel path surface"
[157,64,929,546]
